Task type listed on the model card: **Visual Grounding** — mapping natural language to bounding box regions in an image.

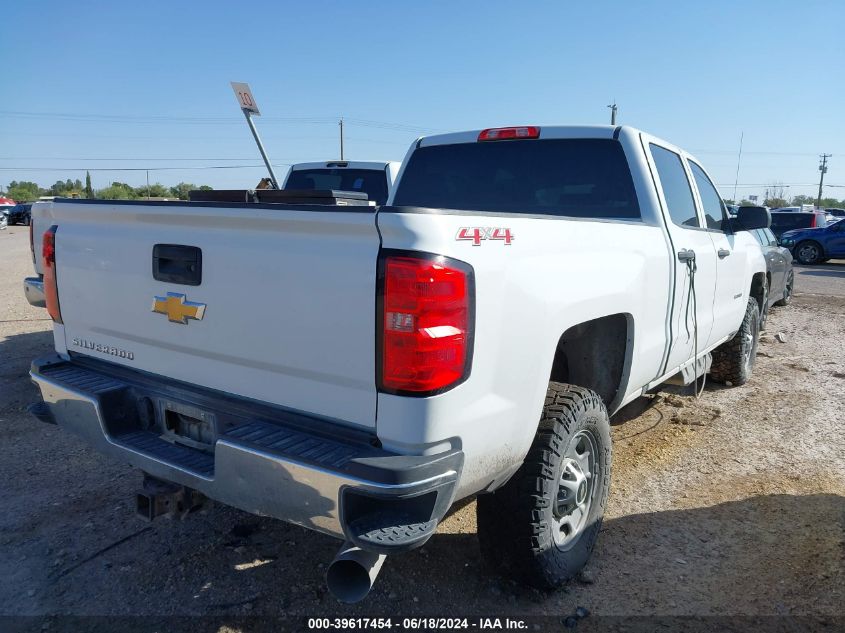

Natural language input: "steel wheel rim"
[553,429,597,550]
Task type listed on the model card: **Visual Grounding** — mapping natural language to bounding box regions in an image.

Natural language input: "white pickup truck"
[29,125,769,602]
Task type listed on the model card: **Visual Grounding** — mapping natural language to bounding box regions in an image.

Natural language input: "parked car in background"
[6,203,32,225]
[0,196,15,229]
[826,208,845,218]
[770,209,827,240]
[780,219,845,264]
[751,227,793,328]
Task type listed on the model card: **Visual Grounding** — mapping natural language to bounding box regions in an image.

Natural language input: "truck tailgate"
[50,200,380,429]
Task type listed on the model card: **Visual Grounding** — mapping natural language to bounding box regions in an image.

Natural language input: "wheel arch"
[548,313,634,413]
[750,271,767,316]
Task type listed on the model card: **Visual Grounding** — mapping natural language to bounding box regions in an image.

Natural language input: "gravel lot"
[1,227,843,627]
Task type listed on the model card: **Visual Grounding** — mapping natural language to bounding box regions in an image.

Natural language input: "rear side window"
[392,139,640,219]
[650,144,699,228]
[285,168,389,204]
[689,161,727,230]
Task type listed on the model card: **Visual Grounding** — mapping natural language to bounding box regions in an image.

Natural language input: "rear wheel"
[774,271,793,307]
[477,383,611,589]
[709,296,760,386]
[795,241,823,265]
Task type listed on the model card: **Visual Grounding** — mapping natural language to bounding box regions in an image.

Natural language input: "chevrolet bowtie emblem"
[152,292,206,324]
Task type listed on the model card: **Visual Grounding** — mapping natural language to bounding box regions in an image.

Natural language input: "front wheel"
[795,241,823,265]
[709,296,760,386]
[477,383,611,589]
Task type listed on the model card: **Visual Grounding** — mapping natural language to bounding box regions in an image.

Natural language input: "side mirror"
[734,206,771,231]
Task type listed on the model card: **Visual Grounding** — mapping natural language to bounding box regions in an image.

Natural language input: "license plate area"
[159,400,217,453]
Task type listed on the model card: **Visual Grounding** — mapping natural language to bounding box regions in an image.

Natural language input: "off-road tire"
[774,271,793,307]
[795,240,823,265]
[709,296,760,386]
[476,383,611,589]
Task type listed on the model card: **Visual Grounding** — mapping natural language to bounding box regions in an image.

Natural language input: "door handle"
[718,248,731,259]
[677,249,696,262]
[153,244,202,285]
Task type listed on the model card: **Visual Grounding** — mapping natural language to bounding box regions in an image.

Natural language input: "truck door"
[687,160,748,347]
[826,221,845,257]
[646,142,718,376]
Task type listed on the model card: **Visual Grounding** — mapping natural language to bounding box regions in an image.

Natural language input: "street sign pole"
[231,82,280,189]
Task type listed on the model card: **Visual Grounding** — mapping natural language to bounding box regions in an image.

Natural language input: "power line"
[0,110,442,132]
[0,164,289,172]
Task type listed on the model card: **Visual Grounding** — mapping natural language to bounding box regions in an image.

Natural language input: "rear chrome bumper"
[30,355,461,552]
[24,276,45,308]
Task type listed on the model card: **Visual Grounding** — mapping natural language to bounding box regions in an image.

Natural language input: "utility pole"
[339,117,345,160]
[732,132,744,204]
[817,154,831,208]
[607,101,617,125]
[146,170,150,199]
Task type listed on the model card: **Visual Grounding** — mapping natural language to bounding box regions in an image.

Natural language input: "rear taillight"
[378,253,474,395]
[810,214,817,228]
[478,126,540,141]
[42,225,62,323]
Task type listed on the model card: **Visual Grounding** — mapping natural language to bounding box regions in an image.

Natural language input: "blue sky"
[2,0,844,201]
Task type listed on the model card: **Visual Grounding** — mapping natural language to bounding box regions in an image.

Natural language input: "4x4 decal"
[456,227,514,246]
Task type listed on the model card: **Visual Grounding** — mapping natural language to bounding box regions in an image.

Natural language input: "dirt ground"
[1,227,843,628]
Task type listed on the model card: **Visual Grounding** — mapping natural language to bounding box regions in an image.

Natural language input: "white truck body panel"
[48,202,381,428]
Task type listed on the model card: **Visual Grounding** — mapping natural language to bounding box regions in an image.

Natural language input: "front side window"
[689,161,727,230]
[650,144,700,228]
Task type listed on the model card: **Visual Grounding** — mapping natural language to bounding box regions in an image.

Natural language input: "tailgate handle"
[153,244,202,286]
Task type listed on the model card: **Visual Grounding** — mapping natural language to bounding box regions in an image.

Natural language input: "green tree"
[6,180,43,201]
[97,182,136,200]
[85,171,93,198]
[169,182,198,200]
[791,195,814,206]
[136,183,170,198]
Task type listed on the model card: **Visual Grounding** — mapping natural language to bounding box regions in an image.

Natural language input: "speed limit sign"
[231,81,260,115]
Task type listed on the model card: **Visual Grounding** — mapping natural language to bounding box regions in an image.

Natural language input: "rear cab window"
[392,138,640,219]
[771,214,813,231]
[285,168,389,205]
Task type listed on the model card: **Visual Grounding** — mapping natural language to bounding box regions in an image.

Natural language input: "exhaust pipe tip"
[326,544,386,604]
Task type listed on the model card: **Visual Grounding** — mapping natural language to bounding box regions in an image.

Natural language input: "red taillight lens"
[42,225,62,323]
[478,126,540,141]
[379,254,473,394]
[810,214,817,227]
